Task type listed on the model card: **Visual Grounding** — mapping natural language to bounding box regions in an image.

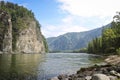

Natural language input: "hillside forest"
[87,12,120,55]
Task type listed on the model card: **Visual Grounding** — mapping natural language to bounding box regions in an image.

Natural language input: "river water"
[0,53,102,80]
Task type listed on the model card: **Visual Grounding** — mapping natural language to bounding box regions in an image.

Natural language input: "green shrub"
[116,48,120,55]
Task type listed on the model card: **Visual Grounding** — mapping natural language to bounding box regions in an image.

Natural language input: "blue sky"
[3,0,120,37]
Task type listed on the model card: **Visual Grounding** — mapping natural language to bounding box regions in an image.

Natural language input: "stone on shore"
[110,70,120,77]
[85,76,92,80]
[50,55,120,80]
[92,74,110,80]
[50,77,59,80]
[58,74,69,80]
[105,55,120,65]
[108,76,117,80]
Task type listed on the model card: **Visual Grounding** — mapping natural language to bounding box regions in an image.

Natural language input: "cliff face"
[0,10,46,53]
[16,20,45,53]
[0,10,12,53]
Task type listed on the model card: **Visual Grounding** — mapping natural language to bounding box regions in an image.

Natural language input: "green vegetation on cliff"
[87,12,120,55]
[0,1,48,52]
[42,35,49,52]
[0,1,34,50]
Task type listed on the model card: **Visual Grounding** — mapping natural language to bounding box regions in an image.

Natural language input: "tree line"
[87,12,120,55]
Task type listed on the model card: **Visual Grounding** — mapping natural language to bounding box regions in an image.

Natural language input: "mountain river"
[0,53,103,80]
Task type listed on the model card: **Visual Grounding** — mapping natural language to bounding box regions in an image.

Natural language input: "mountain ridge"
[47,24,111,51]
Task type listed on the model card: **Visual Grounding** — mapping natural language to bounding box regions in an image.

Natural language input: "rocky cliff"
[0,1,47,53]
[15,19,45,53]
[0,10,12,53]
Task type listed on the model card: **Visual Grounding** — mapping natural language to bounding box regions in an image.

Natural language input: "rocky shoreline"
[50,55,120,80]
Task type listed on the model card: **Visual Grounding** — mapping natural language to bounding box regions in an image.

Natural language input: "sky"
[2,0,120,38]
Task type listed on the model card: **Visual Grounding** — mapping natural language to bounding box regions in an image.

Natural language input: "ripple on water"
[0,53,103,80]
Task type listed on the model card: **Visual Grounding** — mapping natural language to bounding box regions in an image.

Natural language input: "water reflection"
[0,53,103,80]
[0,54,44,80]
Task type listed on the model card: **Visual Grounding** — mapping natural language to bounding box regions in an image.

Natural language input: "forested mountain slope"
[47,24,111,51]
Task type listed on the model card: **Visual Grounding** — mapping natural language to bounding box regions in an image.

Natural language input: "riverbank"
[51,55,120,80]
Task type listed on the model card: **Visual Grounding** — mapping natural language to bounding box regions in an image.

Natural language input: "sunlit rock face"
[16,20,45,53]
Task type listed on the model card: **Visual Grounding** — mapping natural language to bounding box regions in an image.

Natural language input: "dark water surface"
[0,53,102,80]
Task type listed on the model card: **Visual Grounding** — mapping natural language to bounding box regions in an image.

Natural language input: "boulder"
[85,76,92,80]
[50,77,59,80]
[110,70,120,77]
[108,76,117,80]
[58,74,69,80]
[92,74,110,80]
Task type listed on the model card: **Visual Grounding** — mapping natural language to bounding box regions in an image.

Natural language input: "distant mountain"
[47,24,111,51]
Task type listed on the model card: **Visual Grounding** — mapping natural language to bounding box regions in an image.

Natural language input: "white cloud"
[42,0,119,37]
[62,15,73,23]
[41,24,88,38]
[41,15,89,37]
[57,0,120,17]
[42,15,112,37]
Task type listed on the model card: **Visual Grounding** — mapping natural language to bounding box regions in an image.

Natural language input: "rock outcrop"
[16,20,45,53]
[0,9,46,53]
[0,10,12,53]
[92,74,110,80]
